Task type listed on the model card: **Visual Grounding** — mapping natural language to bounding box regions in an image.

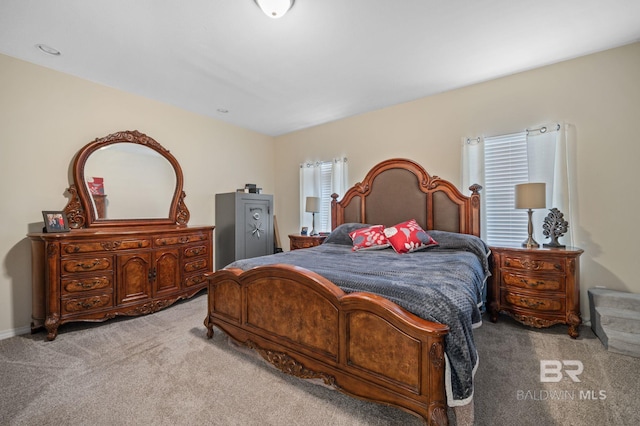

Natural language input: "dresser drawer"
[61,293,113,315]
[61,238,150,254]
[62,275,112,294]
[183,244,208,258]
[184,258,208,273]
[155,233,209,247]
[62,257,113,274]
[502,290,565,313]
[502,255,564,273]
[184,272,207,288]
[502,271,564,292]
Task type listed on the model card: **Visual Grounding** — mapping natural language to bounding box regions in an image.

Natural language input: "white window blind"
[483,132,529,246]
[318,161,333,232]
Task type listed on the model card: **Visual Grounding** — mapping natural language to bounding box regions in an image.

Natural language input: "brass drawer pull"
[521,298,544,309]
[521,278,546,287]
[79,260,100,269]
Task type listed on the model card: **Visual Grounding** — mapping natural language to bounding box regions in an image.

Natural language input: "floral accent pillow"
[383,219,438,253]
[349,225,390,251]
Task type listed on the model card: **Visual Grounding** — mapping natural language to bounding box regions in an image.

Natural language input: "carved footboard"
[204,265,450,425]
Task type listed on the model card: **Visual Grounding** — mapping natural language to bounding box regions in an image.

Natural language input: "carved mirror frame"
[64,130,190,228]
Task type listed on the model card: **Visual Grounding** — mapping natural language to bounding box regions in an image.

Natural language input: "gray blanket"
[226,228,490,406]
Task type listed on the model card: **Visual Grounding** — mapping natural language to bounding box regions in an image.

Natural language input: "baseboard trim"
[0,325,31,341]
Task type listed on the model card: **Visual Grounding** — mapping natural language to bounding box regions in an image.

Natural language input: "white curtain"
[461,136,486,238]
[331,157,349,201]
[526,122,577,246]
[299,158,348,233]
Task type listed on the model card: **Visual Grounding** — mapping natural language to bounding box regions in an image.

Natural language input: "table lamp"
[515,182,546,248]
[305,196,321,236]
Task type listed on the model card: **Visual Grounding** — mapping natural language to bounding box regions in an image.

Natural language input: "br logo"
[540,360,583,382]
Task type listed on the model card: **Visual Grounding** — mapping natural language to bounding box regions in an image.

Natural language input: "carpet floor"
[1,293,638,425]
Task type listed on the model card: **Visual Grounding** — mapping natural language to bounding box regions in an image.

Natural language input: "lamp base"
[522,208,539,248]
[310,212,318,236]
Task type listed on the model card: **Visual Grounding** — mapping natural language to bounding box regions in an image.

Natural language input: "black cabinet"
[215,192,274,270]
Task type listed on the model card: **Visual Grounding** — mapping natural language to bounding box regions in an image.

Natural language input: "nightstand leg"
[488,301,499,323]
[568,311,581,339]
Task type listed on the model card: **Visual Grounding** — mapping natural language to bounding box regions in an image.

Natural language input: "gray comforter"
[226,227,490,406]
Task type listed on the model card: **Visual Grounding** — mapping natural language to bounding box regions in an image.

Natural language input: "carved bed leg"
[44,313,60,341]
[429,406,448,426]
[204,314,214,338]
[428,341,449,425]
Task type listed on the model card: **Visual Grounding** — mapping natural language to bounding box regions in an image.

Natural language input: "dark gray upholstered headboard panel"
[331,158,482,236]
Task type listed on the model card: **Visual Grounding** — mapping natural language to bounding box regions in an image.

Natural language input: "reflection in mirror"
[84,143,177,220]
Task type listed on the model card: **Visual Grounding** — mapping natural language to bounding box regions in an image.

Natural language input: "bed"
[204,158,485,425]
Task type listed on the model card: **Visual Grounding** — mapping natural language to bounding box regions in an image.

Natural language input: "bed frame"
[205,158,481,425]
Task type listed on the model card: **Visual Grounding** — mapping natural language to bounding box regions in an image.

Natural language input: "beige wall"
[0,54,275,337]
[2,42,638,337]
[274,42,640,321]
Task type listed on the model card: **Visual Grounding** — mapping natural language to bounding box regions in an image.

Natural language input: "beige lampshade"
[515,183,546,209]
[305,196,321,213]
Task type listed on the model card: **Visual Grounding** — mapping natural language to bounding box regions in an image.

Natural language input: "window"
[462,123,576,247]
[300,158,348,233]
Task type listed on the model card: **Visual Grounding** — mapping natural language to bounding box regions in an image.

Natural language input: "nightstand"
[288,234,326,251]
[488,245,584,338]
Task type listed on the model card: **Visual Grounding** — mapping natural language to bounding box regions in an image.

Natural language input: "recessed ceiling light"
[36,44,61,56]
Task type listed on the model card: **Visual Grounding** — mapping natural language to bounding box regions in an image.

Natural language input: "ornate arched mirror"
[64,130,190,228]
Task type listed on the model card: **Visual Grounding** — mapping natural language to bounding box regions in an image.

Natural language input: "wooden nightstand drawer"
[296,240,316,249]
[502,271,564,292]
[502,255,563,273]
[502,291,565,313]
[289,234,326,250]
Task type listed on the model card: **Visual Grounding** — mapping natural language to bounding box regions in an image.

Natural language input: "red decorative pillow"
[383,219,438,254]
[349,225,390,251]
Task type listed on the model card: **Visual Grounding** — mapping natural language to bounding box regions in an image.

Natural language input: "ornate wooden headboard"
[331,158,482,236]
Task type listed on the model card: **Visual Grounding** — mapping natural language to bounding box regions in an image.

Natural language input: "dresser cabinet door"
[154,248,181,296]
[117,252,152,304]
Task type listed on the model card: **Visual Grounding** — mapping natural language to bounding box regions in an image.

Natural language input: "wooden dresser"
[29,225,212,340]
[288,234,326,250]
[488,245,583,338]
[29,130,215,340]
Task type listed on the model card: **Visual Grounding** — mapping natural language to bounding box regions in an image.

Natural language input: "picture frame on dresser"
[42,211,70,233]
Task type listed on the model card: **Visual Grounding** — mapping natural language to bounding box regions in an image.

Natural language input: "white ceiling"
[1,1,639,136]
